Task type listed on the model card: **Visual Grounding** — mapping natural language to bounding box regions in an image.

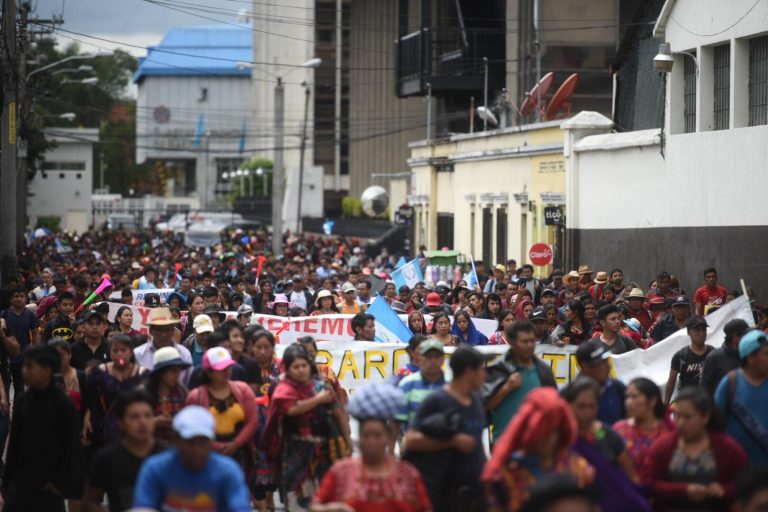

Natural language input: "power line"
[669,0,761,37]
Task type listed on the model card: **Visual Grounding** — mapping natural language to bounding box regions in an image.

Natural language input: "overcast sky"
[35,0,247,56]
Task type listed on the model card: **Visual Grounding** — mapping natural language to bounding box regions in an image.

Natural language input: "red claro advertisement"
[529,243,553,266]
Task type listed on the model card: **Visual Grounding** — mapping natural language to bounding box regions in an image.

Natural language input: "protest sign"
[103,295,754,393]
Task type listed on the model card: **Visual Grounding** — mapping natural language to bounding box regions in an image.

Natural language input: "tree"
[24,39,140,194]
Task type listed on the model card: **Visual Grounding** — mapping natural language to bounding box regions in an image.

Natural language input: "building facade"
[134,25,253,208]
[250,0,350,216]
[346,0,641,203]
[565,0,768,301]
[28,128,98,233]
[404,121,566,271]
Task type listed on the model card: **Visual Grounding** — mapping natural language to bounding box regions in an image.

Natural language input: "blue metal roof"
[133,25,252,83]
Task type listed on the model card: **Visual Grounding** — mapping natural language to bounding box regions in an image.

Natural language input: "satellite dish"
[519,72,555,117]
[476,106,498,127]
[361,185,389,217]
[544,73,579,120]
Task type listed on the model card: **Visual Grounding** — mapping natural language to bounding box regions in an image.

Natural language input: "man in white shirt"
[133,307,193,385]
[287,275,312,311]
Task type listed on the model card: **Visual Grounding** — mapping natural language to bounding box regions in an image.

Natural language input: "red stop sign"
[529,243,553,266]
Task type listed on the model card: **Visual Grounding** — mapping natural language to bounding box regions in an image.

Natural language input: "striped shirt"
[395,370,445,431]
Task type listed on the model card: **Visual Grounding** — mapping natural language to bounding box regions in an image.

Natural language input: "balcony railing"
[396,27,504,97]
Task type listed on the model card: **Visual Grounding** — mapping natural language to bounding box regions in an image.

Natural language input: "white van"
[106,214,137,231]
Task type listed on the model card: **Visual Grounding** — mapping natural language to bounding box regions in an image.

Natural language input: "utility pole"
[1,0,19,285]
[333,0,342,192]
[16,2,29,248]
[271,78,284,256]
[296,84,310,234]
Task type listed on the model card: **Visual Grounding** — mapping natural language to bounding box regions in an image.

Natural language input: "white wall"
[136,76,252,205]
[568,119,768,230]
[251,0,316,185]
[568,126,768,229]
[29,128,97,233]
[656,0,768,134]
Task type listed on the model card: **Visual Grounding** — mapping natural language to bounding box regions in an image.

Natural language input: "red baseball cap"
[426,292,441,307]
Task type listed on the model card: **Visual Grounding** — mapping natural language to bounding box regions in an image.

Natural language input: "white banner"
[612,295,754,386]
[103,296,754,393]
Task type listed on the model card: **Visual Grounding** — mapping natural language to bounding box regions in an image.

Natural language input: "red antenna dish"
[544,73,579,120]
[519,72,554,116]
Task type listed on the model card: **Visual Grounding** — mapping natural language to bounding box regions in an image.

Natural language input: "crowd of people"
[0,228,768,511]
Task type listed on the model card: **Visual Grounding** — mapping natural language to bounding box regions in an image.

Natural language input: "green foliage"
[36,216,61,232]
[225,157,274,203]
[341,196,363,218]
[25,39,140,193]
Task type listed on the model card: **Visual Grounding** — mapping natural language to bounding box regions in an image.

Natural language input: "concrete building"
[250,0,350,217]
[404,122,566,270]
[564,0,768,300]
[347,0,647,201]
[133,25,252,208]
[28,128,98,233]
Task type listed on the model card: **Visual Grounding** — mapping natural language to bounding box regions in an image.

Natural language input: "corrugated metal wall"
[348,0,426,199]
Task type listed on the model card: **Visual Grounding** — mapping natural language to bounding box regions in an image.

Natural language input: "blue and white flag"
[391,259,423,290]
[395,256,407,269]
[463,256,479,288]
[238,116,247,154]
[192,113,206,148]
[367,295,413,343]
[322,219,335,235]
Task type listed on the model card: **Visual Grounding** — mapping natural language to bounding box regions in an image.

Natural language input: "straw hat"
[143,307,180,326]
[593,271,609,285]
[578,265,593,275]
[566,271,580,281]
[626,288,645,299]
[314,289,334,307]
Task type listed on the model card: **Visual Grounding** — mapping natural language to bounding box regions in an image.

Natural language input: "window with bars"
[436,213,454,250]
[495,208,507,264]
[713,45,730,130]
[749,36,768,126]
[684,51,697,133]
[482,208,492,267]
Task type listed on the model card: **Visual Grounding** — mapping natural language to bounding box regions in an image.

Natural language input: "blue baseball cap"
[739,329,768,360]
[173,406,215,440]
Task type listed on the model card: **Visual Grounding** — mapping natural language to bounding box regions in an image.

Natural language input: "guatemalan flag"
[463,256,479,288]
[367,295,413,343]
[391,259,424,290]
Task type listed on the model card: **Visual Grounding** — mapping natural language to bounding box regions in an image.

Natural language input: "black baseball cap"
[541,288,556,297]
[82,310,104,323]
[685,316,708,330]
[530,307,548,322]
[576,343,611,364]
[671,295,691,306]
[144,293,161,308]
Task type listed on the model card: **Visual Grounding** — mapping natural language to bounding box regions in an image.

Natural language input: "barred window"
[713,45,730,130]
[749,36,768,126]
[683,51,697,133]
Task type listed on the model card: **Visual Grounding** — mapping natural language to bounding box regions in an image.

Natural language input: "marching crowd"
[0,228,767,512]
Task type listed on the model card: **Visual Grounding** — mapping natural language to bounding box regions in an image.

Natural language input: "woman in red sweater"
[646,388,747,512]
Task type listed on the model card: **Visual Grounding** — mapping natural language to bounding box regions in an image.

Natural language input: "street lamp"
[296,79,314,235]
[50,65,95,76]
[62,77,99,85]
[273,58,321,254]
[27,52,113,80]
[653,42,699,75]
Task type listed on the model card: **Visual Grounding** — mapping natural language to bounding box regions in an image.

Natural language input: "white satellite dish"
[476,106,498,127]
